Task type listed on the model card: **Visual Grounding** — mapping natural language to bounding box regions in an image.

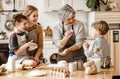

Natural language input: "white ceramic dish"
[27,70,46,77]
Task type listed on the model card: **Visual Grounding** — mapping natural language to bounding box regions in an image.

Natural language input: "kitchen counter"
[0,64,116,79]
[0,39,9,44]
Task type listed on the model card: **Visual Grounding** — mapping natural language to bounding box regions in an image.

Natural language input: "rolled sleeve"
[75,39,84,48]
[52,23,63,49]
[75,21,87,49]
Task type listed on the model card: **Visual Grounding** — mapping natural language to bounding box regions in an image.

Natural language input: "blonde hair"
[22,5,38,17]
[92,20,109,35]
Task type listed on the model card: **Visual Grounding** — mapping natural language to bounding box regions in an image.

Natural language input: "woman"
[52,4,87,63]
[22,5,43,64]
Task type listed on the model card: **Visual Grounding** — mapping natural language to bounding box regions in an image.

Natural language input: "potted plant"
[86,0,109,11]
[86,0,100,11]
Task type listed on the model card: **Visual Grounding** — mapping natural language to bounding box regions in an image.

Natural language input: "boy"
[83,20,110,61]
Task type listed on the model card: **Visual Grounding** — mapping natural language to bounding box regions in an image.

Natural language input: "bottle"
[6,52,16,72]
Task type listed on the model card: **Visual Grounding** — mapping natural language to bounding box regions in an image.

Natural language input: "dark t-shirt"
[9,32,27,56]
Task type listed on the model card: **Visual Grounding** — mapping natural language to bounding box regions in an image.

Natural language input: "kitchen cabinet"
[39,0,90,12]
[43,38,58,63]
[40,0,63,12]
[88,11,120,37]
[0,43,9,65]
[73,0,90,11]
[63,0,90,11]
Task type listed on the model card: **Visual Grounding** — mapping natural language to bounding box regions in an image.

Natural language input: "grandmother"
[52,4,87,63]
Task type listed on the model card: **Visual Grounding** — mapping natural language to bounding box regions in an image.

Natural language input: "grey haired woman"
[52,4,87,63]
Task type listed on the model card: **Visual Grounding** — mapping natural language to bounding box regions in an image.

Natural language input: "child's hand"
[27,40,38,51]
[93,48,99,53]
[83,41,89,49]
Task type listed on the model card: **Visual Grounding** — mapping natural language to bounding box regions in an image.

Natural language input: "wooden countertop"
[0,64,116,79]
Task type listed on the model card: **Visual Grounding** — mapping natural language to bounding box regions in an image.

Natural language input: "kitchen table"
[0,64,116,79]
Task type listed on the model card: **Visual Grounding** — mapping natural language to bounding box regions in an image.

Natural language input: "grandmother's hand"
[64,30,73,39]
[59,49,69,56]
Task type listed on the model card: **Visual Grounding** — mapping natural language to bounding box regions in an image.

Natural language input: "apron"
[58,23,87,63]
[26,29,43,58]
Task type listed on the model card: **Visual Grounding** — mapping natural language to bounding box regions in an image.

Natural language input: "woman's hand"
[34,56,40,64]
[64,30,73,39]
[59,49,69,56]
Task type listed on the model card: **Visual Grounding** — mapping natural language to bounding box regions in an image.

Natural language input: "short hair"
[22,5,38,17]
[58,4,75,21]
[92,20,109,35]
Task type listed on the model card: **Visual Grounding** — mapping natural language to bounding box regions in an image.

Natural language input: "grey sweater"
[84,36,110,60]
[52,20,87,49]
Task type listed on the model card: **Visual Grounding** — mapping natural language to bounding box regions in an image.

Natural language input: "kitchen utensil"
[50,53,57,64]
[27,70,46,77]
[5,20,14,31]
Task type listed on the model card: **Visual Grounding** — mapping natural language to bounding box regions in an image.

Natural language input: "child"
[83,20,110,61]
[9,13,38,68]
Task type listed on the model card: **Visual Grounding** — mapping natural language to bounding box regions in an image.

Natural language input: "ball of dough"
[57,60,68,67]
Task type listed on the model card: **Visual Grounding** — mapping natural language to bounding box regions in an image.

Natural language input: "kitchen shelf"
[0,39,9,44]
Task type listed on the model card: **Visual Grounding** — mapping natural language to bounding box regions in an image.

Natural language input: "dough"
[57,60,68,67]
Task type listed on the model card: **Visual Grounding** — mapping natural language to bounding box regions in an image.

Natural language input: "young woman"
[22,5,43,64]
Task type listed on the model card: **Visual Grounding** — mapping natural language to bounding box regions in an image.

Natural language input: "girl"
[9,13,38,68]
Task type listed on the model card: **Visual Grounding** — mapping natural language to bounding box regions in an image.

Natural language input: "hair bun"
[13,13,22,19]
[12,13,27,26]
